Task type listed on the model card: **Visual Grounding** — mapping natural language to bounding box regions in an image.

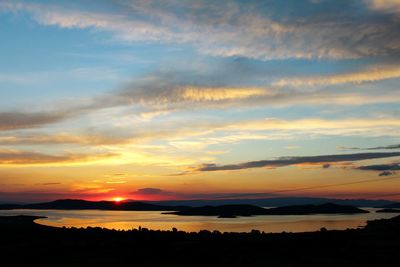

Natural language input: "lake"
[0,208,398,233]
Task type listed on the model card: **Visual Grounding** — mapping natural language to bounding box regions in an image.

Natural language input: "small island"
[376,208,400,213]
[165,203,369,218]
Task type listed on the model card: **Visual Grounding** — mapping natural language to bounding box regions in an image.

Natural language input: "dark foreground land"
[0,215,399,267]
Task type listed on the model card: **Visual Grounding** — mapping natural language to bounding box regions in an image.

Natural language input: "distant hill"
[0,199,188,211]
[381,203,400,209]
[150,197,395,208]
[265,203,369,215]
[166,203,369,217]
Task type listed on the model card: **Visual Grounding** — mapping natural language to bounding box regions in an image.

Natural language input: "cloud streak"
[0,149,116,165]
[195,152,400,171]
[274,64,400,87]
[357,163,400,171]
[0,112,70,131]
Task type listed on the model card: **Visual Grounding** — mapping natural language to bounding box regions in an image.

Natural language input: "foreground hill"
[0,214,399,266]
[166,203,368,217]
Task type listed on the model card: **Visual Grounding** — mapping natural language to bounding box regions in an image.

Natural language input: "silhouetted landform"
[151,196,396,208]
[164,204,269,218]
[0,214,399,266]
[1,197,395,210]
[376,208,400,213]
[381,202,400,209]
[0,199,188,211]
[165,203,368,217]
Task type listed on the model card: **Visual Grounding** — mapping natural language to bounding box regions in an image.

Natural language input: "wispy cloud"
[2,0,400,60]
[0,149,116,165]
[337,143,400,150]
[274,64,400,87]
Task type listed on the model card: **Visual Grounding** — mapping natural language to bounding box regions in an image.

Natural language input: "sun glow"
[113,197,125,202]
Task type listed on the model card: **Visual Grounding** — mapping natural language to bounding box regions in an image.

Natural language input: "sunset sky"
[1,0,400,203]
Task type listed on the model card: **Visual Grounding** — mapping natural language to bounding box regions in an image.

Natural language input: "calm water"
[0,208,398,233]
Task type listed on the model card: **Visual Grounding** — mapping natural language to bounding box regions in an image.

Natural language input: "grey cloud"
[357,163,400,176]
[0,112,69,131]
[196,152,400,171]
[133,188,171,195]
[357,163,400,171]
[339,144,400,151]
[379,171,395,176]
[367,144,400,150]
[322,163,331,169]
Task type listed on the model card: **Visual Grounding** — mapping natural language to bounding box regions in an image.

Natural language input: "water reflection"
[0,208,398,233]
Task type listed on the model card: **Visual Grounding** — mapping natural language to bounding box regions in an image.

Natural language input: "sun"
[113,197,125,202]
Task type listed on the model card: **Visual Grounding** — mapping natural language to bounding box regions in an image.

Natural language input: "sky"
[1,0,400,203]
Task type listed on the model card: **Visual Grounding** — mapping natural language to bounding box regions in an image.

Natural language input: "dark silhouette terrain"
[382,202,400,209]
[0,214,399,266]
[0,199,189,211]
[376,208,400,213]
[0,200,369,219]
[165,203,369,217]
[151,197,396,207]
[1,197,397,211]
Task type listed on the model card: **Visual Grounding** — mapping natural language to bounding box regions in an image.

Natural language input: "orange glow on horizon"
[113,197,125,202]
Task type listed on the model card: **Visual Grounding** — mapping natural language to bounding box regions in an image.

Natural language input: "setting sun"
[113,197,125,202]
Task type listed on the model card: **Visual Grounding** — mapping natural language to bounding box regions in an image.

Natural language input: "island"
[164,203,369,218]
[376,208,400,213]
[380,202,400,209]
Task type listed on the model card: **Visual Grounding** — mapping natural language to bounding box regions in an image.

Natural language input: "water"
[0,208,398,233]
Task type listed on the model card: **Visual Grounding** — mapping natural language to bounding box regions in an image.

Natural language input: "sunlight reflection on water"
[0,208,398,233]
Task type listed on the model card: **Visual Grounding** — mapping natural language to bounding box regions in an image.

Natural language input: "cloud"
[3,116,400,153]
[357,163,400,171]
[273,64,400,87]
[379,171,396,176]
[2,0,400,60]
[322,163,331,169]
[0,133,130,146]
[195,152,400,171]
[0,149,116,165]
[367,144,400,150]
[35,182,61,186]
[134,188,170,195]
[337,143,400,150]
[357,162,400,176]
[366,0,400,14]
[0,112,69,131]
